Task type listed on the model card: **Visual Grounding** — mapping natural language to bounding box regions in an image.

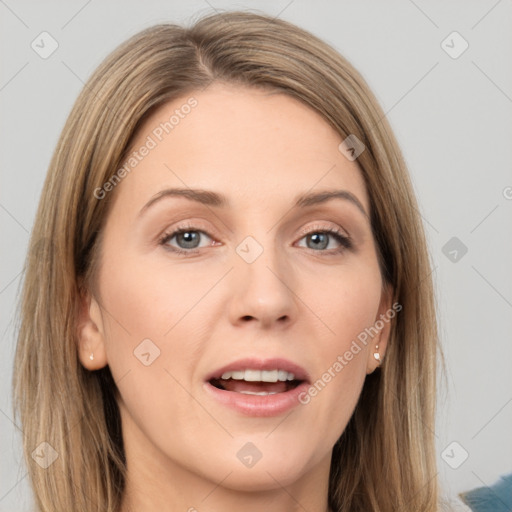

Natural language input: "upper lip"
[206,357,311,383]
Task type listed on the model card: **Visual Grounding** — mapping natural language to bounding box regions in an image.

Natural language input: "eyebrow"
[138,187,368,219]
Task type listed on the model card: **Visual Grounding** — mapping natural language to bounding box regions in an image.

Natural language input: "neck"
[121,475,332,512]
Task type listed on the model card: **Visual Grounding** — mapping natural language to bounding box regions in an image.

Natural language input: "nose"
[227,240,299,330]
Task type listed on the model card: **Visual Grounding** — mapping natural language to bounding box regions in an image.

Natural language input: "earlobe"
[373,344,382,365]
[366,283,394,374]
[366,340,386,375]
[76,289,108,370]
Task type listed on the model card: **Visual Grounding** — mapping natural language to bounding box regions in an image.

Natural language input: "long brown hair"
[13,10,443,511]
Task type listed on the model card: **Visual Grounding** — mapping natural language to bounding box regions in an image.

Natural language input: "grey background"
[1,1,511,510]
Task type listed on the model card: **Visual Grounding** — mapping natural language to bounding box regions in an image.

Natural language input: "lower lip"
[204,381,310,417]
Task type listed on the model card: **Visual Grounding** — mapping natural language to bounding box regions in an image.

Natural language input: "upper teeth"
[220,369,295,382]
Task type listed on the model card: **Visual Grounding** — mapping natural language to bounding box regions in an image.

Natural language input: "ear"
[366,282,394,374]
[76,287,108,370]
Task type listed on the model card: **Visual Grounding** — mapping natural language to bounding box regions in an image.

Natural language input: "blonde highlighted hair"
[13,10,443,511]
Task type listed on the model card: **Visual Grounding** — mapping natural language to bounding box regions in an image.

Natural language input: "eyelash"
[158,222,352,257]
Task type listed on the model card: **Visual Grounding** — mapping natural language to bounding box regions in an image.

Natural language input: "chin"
[198,440,316,492]
[211,461,309,492]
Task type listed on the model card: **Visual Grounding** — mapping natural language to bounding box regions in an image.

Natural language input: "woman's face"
[79,83,391,500]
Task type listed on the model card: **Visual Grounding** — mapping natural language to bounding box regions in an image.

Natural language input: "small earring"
[373,344,381,364]
[89,353,94,361]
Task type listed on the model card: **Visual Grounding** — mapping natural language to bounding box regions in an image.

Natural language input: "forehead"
[115,82,369,214]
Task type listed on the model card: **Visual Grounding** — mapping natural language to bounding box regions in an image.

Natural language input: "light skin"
[77,82,392,512]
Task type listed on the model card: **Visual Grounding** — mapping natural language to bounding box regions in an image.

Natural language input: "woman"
[13,10,443,511]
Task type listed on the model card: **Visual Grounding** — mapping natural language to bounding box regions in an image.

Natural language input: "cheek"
[95,248,213,441]
[90,227,384,484]
[305,255,383,352]
[95,241,228,410]
[297,259,381,423]
[98,245,216,342]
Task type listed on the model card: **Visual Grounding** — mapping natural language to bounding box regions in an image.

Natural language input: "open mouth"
[209,369,305,395]
[204,362,310,415]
